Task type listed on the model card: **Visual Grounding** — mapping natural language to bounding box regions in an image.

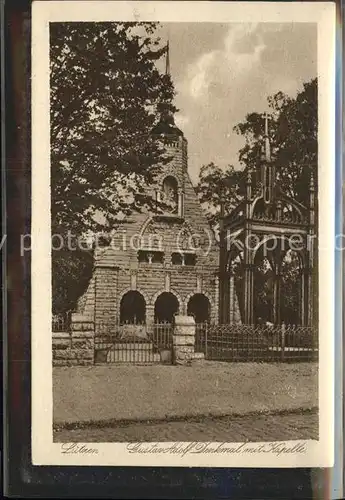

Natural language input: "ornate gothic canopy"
[219,114,316,326]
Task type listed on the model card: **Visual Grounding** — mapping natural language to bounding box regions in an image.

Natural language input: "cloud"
[223,29,265,73]
[187,51,217,99]
[182,24,266,101]
[167,22,317,183]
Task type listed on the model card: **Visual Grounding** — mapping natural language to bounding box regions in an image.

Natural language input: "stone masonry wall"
[114,266,219,323]
[76,123,240,325]
[173,315,204,365]
[53,314,94,366]
[93,266,118,326]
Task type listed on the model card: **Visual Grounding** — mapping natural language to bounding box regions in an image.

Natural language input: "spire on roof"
[151,40,184,138]
[263,112,271,162]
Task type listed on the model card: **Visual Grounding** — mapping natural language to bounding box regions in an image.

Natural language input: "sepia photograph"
[31,1,335,467]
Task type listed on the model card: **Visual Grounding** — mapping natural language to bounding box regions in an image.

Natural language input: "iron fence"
[197,323,318,363]
[52,312,71,332]
[55,314,318,364]
[195,322,208,354]
[94,321,173,364]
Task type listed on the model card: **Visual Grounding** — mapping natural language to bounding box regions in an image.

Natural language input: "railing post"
[281,322,286,361]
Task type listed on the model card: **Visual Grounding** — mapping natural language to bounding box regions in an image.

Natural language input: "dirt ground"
[53,361,318,427]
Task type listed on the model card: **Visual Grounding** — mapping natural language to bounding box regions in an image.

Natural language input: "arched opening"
[252,197,276,219]
[253,249,274,325]
[154,292,179,323]
[280,249,303,325]
[252,239,305,325]
[187,294,211,323]
[280,199,303,223]
[120,291,146,324]
[161,176,178,214]
[227,249,244,323]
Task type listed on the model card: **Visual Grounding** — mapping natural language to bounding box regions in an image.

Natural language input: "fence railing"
[149,322,174,351]
[94,321,173,364]
[52,312,72,332]
[54,315,318,364]
[195,321,208,354]
[196,323,318,363]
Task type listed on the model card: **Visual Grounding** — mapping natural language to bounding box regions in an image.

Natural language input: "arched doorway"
[227,249,244,324]
[154,292,179,323]
[187,293,211,323]
[120,291,146,324]
[280,249,303,325]
[253,254,274,325]
[161,176,178,214]
[252,240,305,325]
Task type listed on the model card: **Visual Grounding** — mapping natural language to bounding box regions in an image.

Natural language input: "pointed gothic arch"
[219,114,316,326]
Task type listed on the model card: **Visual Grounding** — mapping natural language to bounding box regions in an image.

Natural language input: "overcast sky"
[157,23,317,183]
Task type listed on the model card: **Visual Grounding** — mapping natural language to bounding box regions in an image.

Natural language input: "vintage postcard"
[31,1,335,467]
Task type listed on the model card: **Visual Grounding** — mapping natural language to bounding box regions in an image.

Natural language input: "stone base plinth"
[173,315,203,365]
[53,315,94,366]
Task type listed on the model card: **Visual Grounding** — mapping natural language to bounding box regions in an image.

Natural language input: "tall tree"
[196,78,317,234]
[51,22,175,236]
[50,22,175,313]
[234,78,317,205]
[195,163,245,237]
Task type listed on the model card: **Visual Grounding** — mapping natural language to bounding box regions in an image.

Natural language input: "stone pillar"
[146,304,155,325]
[53,314,95,366]
[71,314,95,365]
[94,265,119,329]
[229,274,242,324]
[244,263,254,324]
[172,315,204,365]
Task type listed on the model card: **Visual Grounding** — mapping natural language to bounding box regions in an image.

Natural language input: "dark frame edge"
[3,0,341,498]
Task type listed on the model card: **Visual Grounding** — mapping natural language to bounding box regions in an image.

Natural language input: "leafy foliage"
[234,78,317,204]
[196,78,317,234]
[52,249,94,314]
[51,22,175,235]
[195,163,245,236]
[253,251,301,324]
[50,22,175,312]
